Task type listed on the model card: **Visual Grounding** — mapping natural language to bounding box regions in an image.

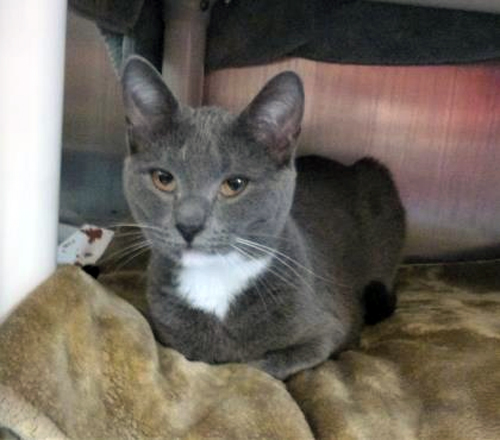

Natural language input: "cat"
[121,56,406,380]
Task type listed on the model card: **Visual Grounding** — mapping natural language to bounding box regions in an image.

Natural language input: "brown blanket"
[1,261,500,439]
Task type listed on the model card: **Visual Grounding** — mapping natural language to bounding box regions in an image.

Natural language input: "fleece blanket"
[206,0,500,70]
[1,260,500,439]
[69,0,500,76]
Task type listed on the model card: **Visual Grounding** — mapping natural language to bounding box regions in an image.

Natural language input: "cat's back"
[292,155,361,228]
[293,154,404,230]
[292,155,405,286]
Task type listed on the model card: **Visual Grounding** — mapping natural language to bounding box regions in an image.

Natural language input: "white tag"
[57,224,114,266]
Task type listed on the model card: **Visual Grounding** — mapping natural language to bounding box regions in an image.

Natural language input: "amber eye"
[220,177,249,198]
[151,170,176,192]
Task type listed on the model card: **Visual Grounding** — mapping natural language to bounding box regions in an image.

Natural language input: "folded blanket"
[69,0,500,78]
[1,260,500,439]
[207,0,500,70]
[0,267,312,440]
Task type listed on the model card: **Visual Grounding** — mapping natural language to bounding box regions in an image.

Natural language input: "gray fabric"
[70,0,164,74]
[68,0,145,34]
[71,0,500,79]
[207,0,500,70]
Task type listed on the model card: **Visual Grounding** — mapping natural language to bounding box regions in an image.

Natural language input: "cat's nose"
[176,223,204,244]
[175,197,208,244]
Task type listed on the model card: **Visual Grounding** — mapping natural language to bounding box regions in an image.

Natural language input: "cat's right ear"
[121,56,179,153]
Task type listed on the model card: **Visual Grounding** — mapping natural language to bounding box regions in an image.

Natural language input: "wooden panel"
[204,60,500,261]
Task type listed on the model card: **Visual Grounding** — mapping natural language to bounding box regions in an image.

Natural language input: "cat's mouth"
[148,232,236,264]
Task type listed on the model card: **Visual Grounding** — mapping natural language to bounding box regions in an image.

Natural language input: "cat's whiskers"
[231,243,308,300]
[106,222,165,234]
[224,247,270,312]
[245,232,297,244]
[98,237,151,269]
[246,232,340,270]
[236,237,347,289]
[231,246,280,310]
[237,237,319,279]
[251,265,288,309]
[113,243,151,272]
[106,222,177,251]
[235,238,318,295]
[229,245,286,309]
[110,230,147,238]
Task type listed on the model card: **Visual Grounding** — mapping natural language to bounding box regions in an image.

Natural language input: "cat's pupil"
[220,176,248,198]
[226,177,245,191]
[151,169,176,192]
[158,172,173,185]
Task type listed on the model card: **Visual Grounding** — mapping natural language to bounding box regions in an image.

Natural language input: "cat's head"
[121,56,304,265]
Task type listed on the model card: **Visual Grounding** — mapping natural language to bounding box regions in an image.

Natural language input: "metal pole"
[162,0,214,106]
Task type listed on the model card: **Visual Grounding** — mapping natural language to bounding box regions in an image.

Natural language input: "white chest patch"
[176,251,270,319]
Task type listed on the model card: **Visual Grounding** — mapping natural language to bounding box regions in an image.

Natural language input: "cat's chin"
[181,250,224,268]
[180,248,249,268]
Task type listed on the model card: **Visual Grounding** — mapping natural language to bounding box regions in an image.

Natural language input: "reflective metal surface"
[63,12,125,156]
[205,60,500,261]
[162,0,214,106]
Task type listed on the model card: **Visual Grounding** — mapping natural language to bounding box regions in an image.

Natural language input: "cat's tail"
[362,280,397,325]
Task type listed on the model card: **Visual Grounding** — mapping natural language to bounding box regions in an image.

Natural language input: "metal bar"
[162,0,214,106]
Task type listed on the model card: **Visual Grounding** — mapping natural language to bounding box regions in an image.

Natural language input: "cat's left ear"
[237,71,304,165]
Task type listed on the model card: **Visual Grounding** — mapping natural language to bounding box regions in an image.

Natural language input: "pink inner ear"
[236,71,305,163]
[245,104,303,165]
[251,122,300,165]
[254,99,302,141]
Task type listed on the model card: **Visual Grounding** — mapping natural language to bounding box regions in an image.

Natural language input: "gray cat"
[121,56,406,380]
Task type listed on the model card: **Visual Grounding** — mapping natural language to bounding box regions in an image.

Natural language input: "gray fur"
[121,56,406,380]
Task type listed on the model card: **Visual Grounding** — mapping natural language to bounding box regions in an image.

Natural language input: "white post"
[0,1,67,322]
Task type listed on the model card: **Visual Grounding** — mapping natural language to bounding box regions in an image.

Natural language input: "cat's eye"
[220,177,249,198]
[151,170,176,192]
